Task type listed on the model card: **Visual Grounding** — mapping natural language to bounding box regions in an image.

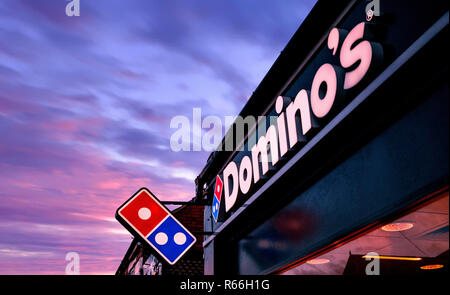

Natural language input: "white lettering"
[193,108,202,151]
[310,63,339,118]
[286,89,312,148]
[251,125,279,183]
[213,22,381,215]
[239,156,253,195]
[223,162,239,212]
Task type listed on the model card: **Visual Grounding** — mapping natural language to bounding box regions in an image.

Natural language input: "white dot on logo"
[215,203,219,211]
[155,232,168,245]
[216,186,220,193]
[138,207,151,220]
[174,232,187,245]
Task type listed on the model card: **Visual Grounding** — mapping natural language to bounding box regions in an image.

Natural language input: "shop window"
[282,192,448,274]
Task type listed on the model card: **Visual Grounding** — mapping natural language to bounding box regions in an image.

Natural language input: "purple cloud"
[0,0,316,274]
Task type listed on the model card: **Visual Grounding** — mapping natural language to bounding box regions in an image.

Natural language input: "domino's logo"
[115,188,196,265]
[211,175,223,222]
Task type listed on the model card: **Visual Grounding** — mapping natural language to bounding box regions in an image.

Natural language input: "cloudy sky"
[0,0,316,274]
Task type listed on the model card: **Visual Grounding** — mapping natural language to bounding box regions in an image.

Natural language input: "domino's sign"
[213,21,383,222]
[115,188,196,265]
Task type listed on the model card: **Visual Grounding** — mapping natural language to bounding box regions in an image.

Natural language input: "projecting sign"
[115,188,196,265]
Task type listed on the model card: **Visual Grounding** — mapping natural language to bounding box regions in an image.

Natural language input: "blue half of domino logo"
[211,196,220,222]
[147,215,196,264]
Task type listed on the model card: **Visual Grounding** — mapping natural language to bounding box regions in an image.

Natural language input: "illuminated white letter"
[328,28,340,56]
[223,162,239,212]
[275,96,290,158]
[286,89,312,148]
[251,125,279,183]
[239,156,253,195]
[340,22,372,89]
[310,63,338,118]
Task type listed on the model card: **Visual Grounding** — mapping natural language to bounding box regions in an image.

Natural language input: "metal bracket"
[161,200,210,206]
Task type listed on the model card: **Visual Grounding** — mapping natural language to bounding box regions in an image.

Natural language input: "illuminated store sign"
[213,22,383,220]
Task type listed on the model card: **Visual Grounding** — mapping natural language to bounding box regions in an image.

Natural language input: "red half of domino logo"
[214,175,223,202]
[115,188,196,265]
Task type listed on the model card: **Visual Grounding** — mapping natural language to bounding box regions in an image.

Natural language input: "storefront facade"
[198,0,449,275]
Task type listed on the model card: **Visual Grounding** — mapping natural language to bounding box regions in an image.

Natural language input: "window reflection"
[282,192,449,274]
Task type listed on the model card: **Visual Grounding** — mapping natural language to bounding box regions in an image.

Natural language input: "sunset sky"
[0,0,315,274]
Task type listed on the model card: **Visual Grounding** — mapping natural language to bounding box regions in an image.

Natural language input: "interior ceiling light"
[381,222,414,232]
[306,258,330,265]
[420,264,444,270]
[362,255,422,261]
